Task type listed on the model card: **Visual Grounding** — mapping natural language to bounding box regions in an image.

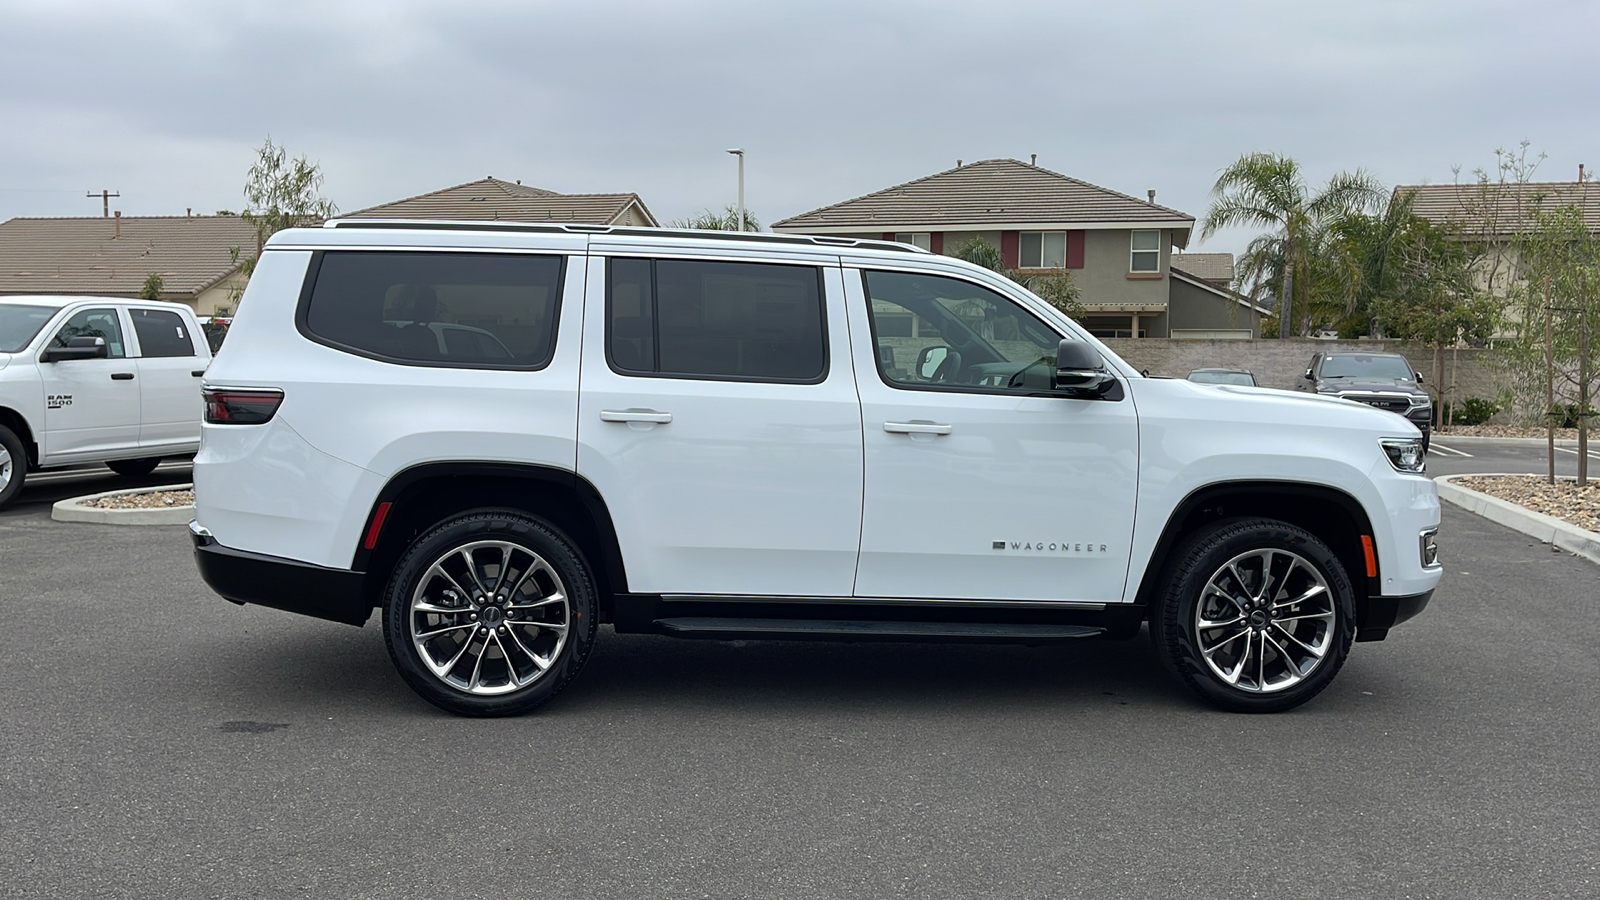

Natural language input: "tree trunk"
[1279,243,1294,339]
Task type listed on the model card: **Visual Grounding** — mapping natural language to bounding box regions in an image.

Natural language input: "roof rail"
[320,219,928,254]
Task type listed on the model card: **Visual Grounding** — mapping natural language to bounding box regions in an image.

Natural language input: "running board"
[652,617,1105,643]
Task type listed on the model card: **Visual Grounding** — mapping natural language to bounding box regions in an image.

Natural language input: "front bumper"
[190,521,372,626]
[1355,589,1433,642]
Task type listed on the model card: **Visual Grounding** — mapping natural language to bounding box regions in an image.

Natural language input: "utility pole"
[86,189,120,217]
[725,149,745,232]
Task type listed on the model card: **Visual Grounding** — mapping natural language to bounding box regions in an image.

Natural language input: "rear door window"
[299,251,565,369]
[130,309,197,357]
[606,257,826,382]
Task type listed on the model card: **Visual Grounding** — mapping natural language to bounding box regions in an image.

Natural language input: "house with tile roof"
[1,177,660,317]
[1395,178,1599,334]
[772,158,1261,338]
[342,177,657,226]
[0,214,257,315]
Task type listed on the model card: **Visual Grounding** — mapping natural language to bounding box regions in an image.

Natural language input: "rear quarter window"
[298,251,565,369]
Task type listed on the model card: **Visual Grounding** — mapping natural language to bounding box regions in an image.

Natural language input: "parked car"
[1186,367,1257,386]
[190,221,1441,716]
[0,296,211,508]
[1301,351,1432,451]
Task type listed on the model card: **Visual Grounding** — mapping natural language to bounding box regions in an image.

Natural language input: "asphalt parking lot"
[1,455,1596,899]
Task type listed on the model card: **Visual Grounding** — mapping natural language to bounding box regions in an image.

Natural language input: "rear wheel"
[0,425,26,510]
[107,458,162,477]
[382,510,598,717]
[1151,518,1354,713]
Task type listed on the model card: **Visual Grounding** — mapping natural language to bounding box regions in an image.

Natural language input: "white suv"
[191,221,1442,716]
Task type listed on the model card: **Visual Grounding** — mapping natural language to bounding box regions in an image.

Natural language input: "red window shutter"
[1066,230,1085,268]
[929,232,944,254]
[882,232,895,242]
[1001,231,1019,268]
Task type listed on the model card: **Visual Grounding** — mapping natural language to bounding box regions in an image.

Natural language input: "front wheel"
[0,425,26,510]
[1151,518,1354,713]
[382,510,597,717]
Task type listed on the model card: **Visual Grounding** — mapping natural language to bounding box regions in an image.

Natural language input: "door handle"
[600,409,673,424]
[111,372,135,381]
[883,421,951,435]
[191,370,206,377]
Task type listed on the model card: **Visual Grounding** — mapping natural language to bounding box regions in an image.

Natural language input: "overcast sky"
[2,0,1596,255]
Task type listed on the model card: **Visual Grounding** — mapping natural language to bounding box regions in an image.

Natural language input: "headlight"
[1381,438,1426,472]
[1408,395,1431,408]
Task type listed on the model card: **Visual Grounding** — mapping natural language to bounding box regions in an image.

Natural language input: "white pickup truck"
[0,295,211,508]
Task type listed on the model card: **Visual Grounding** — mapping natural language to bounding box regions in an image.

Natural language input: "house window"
[1019,232,1066,268]
[1130,230,1161,272]
[893,233,931,251]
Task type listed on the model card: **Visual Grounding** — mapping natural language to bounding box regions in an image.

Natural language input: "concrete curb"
[1429,435,1581,448]
[1435,474,1600,566]
[51,483,195,526]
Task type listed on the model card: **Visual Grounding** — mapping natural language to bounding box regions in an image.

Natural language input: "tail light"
[203,387,284,424]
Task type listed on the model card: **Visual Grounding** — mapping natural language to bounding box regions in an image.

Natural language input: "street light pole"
[726,148,744,232]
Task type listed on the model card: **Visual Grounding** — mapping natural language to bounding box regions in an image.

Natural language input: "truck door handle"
[884,421,951,435]
[191,370,206,377]
[600,409,673,424]
[111,372,135,381]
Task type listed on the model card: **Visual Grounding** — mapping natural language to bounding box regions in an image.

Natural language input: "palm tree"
[1201,153,1382,337]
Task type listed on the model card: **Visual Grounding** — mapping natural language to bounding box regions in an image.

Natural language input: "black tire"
[107,457,162,477]
[1150,517,1355,713]
[382,509,598,717]
[0,424,26,510]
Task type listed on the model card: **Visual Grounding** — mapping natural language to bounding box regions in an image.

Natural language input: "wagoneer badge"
[993,540,1108,553]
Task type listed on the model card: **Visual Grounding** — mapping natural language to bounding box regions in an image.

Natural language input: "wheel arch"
[0,406,38,468]
[1133,481,1383,634]
[352,462,628,622]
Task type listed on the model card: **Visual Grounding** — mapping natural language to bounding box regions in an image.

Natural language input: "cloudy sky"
[2,0,1595,254]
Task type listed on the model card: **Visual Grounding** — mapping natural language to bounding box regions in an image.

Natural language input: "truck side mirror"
[1303,369,1314,380]
[1414,371,1424,383]
[1053,339,1116,398]
[41,335,108,363]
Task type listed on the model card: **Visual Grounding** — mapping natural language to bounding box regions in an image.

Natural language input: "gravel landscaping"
[1437,425,1584,440]
[1454,475,1600,533]
[81,489,194,510]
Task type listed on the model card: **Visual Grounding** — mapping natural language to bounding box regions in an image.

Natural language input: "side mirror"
[1053,339,1116,398]
[915,346,948,380]
[1303,369,1315,380]
[41,335,108,363]
[1414,371,1425,383]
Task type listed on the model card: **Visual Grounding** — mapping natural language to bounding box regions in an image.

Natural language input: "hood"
[1315,376,1426,396]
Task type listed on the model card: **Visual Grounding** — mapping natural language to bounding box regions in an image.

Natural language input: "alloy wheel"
[408,539,571,696]
[1193,547,1335,693]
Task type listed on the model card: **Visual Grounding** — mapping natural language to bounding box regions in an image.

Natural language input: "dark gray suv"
[1302,352,1432,450]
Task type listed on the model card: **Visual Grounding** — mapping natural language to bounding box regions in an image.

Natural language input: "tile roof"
[1169,252,1234,284]
[1397,181,1600,235]
[0,215,258,297]
[772,158,1194,231]
[343,177,655,225]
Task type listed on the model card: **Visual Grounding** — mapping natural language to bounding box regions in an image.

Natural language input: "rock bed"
[1454,476,1600,533]
[82,489,195,510]
[1436,425,1583,440]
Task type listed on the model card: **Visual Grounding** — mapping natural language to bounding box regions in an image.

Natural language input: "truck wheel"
[382,510,597,717]
[0,425,26,509]
[107,458,162,477]
[1151,518,1354,713]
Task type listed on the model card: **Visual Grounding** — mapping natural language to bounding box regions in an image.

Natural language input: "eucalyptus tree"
[1201,153,1383,337]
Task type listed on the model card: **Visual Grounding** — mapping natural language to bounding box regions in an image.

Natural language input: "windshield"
[0,304,57,353]
[1319,354,1415,381]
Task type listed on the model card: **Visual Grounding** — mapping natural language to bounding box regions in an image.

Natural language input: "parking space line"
[1428,443,1473,457]
[1554,447,1600,460]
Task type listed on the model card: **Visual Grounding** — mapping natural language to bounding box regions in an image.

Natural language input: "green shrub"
[1447,397,1500,426]
[1549,404,1598,429]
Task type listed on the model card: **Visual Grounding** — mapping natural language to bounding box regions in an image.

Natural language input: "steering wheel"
[1005,356,1051,389]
